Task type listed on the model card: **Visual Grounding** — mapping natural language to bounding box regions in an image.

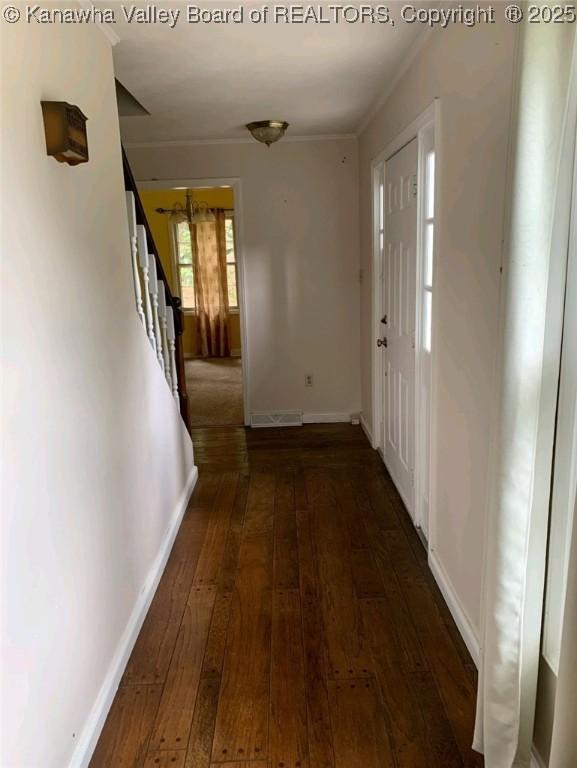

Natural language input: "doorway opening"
[139,178,249,427]
[371,101,439,540]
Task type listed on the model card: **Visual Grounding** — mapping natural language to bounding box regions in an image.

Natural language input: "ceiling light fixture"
[155,190,215,223]
[246,120,289,147]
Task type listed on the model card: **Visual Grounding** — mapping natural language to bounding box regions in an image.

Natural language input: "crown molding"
[123,133,357,149]
[77,1,120,46]
[356,26,434,136]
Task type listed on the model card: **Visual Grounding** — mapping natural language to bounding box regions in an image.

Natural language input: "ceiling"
[100,1,426,144]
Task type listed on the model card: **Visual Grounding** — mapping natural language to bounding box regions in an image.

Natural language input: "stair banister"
[121,145,190,430]
[147,254,164,372]
[166,306,179,403]
[136,224,156,352]
[157,279,173,392]
[125,192,145,327]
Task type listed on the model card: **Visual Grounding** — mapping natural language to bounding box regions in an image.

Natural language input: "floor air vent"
[250,411,303,428]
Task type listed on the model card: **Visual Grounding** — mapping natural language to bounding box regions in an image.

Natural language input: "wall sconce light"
[41,101,89,166]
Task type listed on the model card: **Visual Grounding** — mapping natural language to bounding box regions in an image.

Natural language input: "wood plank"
[384,529,427,588]
[300,449,374,469]
[211,531,273,762]
[144,750,186,768]
[210,763,268,768]
[149,585,216,751]
[410,671,464,768]
[89,684,162,767]
[123,516,208,685]
[350,549,386,599]
[295,470,308,510]
[360,592,426,674]
[296,509,335,768]
[356,468,402,532]
[274,472,299,590]
[271,589,309,768]
[194,472,239,586]
[334,475,370,550]
[201,592,232,678]
[401,579,481,764]
[243,472,275,536]
[189,472,222,511]
[307,471,373,679]
[219,475,249,593]
[362,598,461,768]
[184,677,220,768]
[328,678,395,768]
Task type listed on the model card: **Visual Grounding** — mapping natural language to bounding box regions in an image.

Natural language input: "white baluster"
[166,306,179,403]
[125,192,145,327]
[136,225,156,352]
[157,279,172,391]
[148,255,165,372]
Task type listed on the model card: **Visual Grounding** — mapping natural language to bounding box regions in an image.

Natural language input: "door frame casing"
[138,176,251,426]
[370,99,441,535]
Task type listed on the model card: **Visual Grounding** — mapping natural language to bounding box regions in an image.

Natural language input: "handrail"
[121,145,190,430]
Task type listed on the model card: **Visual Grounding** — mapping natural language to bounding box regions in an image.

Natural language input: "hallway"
[91,425,482,768]
[185,359,244,427]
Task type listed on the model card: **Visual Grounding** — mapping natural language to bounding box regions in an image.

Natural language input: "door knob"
[377,337,388,348]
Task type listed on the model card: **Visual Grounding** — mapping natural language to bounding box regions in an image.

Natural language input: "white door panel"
[381,138,418,515]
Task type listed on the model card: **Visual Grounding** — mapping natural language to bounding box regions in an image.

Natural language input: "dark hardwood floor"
[91,424,483,768]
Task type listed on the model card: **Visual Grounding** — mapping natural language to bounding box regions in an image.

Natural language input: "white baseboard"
[359,411,374,446]
[69,464,199,768]
[428,549,480,666]
[302,412,351,424]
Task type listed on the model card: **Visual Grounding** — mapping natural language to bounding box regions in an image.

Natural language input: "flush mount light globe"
[246,120,289,147]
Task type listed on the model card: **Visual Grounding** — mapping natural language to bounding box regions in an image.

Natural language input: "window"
[173,213,239,311]
[224,215,238,309]
[174,220,195,310]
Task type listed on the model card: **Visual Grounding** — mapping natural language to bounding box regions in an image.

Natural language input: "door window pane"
[425,151,435,219]
[424,223,434,287]
[423,290,432,352]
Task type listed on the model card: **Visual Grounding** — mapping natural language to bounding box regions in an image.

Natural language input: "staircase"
[122,147,190,429]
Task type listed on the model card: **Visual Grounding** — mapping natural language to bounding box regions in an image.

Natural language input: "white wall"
[1,20,195,768]
[358,20,517,637]
[127,138,361,422]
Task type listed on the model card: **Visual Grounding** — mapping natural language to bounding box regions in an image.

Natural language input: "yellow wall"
[140,187,242,356]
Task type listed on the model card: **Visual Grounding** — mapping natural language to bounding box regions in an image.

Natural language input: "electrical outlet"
[305,374,313,387]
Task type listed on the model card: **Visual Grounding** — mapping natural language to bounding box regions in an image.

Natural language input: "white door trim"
[370,99,441,537]
[138,177,251,426]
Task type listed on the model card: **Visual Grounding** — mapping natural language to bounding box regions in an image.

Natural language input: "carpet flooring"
[185,357,244,426]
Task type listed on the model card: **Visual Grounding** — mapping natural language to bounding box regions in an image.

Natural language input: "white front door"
[380,138,418,515]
